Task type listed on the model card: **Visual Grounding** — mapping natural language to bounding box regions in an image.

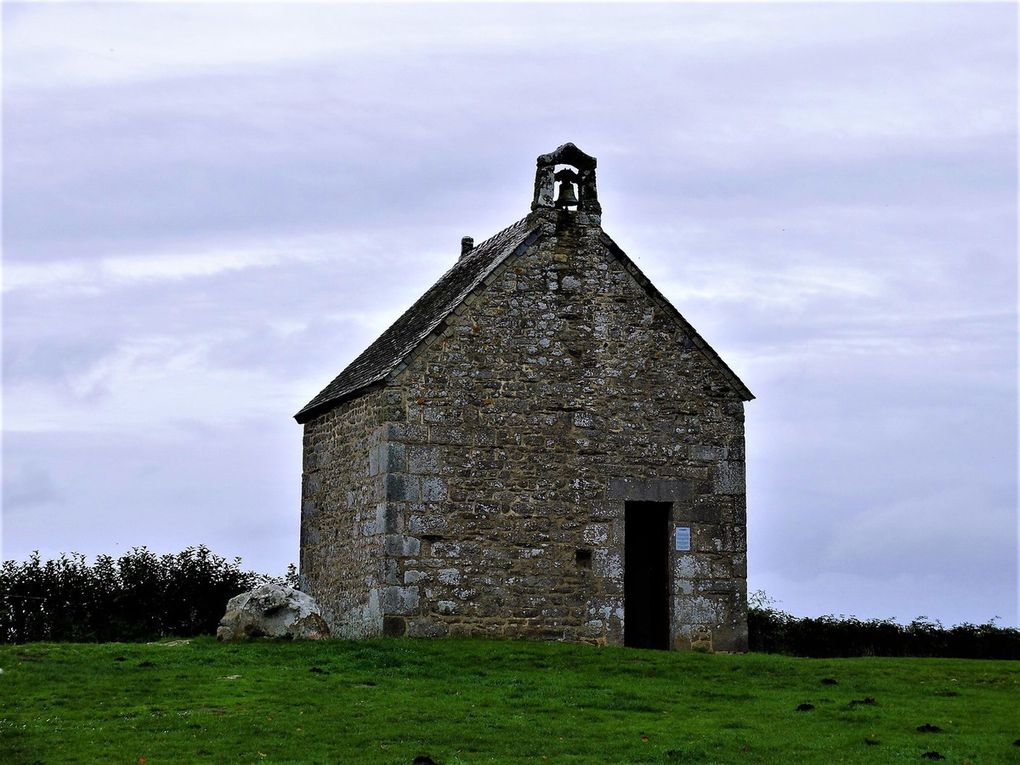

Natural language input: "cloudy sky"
[3,2,1016,627]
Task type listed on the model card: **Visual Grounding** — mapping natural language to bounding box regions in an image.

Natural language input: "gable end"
[600,232,754,402]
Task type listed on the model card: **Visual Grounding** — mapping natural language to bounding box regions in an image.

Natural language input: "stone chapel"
[295,143,753,651]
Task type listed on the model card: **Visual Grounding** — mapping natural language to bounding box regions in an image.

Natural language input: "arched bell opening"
[531,142,601,216]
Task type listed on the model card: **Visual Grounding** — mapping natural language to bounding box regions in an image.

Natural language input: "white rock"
[216,583,330,641]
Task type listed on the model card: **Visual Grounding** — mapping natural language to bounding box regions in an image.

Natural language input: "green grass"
[1,637,1018,764]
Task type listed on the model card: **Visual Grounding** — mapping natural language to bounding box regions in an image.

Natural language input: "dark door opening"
[624,501,671,650]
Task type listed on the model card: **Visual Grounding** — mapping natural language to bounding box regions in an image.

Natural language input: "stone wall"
[325,210,751,650]
[300,386,404,638]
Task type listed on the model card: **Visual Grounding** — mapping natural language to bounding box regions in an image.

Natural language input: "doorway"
[624,501,671,649]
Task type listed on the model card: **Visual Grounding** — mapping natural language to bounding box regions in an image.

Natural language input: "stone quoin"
[295,143,753,651]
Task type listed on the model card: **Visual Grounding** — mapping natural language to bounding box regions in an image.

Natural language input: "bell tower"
[531,142,602,220]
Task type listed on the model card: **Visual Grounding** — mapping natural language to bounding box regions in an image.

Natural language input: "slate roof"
[294,216,540,422]
[295,214,753,423]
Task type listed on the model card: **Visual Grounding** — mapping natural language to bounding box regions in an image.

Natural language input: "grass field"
[1,637,1017,764]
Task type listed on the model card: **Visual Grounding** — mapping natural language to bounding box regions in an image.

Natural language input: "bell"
[555,180,579,208]
[554,167,580,208]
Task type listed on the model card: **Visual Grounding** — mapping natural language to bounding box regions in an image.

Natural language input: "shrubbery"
[748,591,1020,659]
[4,554,1018,657]
[0,546,291,643]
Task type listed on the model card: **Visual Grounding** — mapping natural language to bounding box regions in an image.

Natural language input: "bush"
[748,591,1020,659]
[0,546,292,643]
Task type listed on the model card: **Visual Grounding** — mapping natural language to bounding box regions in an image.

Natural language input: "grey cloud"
[2,462,61,511]
[2,428,298,575]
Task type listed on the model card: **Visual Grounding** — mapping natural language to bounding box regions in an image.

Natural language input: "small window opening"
[575,548,592,569]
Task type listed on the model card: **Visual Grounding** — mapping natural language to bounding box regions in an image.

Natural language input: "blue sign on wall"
[675,526,691,551]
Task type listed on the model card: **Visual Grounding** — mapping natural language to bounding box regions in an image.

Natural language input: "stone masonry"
[296,143,753,651]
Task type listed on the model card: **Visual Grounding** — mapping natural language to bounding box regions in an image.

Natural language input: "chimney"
[460,236,474,259]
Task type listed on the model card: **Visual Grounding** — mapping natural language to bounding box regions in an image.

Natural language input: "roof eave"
[293,379,387,424]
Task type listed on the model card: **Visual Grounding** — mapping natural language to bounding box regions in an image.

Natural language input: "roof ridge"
[294,214,538,422]
[477,214,531,247]
[417,214,530,284]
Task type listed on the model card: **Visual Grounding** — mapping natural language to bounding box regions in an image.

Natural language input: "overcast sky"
[3,2,1017,627]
